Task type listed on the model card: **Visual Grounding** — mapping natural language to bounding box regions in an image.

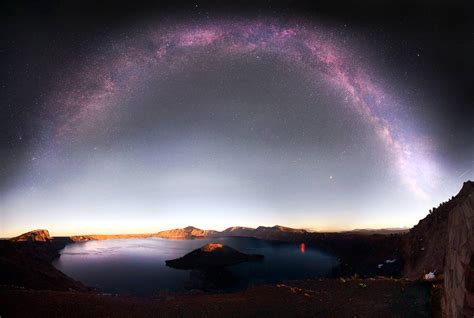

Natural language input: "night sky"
[1,1,473,236]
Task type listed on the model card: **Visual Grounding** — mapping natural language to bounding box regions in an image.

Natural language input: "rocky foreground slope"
[0,278,432,318]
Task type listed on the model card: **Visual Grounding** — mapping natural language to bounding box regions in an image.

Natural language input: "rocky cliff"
[401,182,473,279]
[10,229,51,242]
[443,181,474,317]
[401,181,473,317]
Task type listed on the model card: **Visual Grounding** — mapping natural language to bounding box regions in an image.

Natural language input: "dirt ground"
[0,278,436,318]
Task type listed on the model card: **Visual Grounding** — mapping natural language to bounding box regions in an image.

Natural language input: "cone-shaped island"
[165,243,264,269]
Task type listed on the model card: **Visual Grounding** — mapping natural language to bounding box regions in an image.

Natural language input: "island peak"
[201,243,224,252]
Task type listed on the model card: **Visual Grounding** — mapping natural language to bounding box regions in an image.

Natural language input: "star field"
[1,3,473,236]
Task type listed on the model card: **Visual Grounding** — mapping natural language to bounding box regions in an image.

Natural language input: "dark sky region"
[1,0,473,236]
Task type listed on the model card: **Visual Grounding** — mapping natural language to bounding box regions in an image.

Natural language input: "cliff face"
[10,229,51,242]
[401,182,473,280]
[443,182,474,317]
[401,181,473,317]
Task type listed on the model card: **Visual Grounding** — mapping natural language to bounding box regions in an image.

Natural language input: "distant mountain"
[344,228,409,235]
[154,225,308,240]
[12,226,413,243]
[66,225,308,242]
[10,229,51,242]
[155,226,219,239]
[220,226,256,237]
[9,225,311,242]
[217,225,308,241]
[256,225,307,233]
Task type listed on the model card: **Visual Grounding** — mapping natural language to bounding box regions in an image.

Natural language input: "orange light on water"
[300,243,305,254]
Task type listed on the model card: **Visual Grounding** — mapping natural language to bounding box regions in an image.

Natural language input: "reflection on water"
[188,268,238,290]
[53,237,338,295]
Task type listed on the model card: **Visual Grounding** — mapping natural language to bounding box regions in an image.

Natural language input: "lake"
[53,237,339,295]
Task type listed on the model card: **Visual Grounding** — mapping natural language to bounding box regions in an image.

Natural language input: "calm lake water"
[53,237,338,295]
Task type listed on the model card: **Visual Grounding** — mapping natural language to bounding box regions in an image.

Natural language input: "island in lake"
[165,243,264,269]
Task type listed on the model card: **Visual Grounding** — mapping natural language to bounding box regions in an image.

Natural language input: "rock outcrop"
[10,229,51,242]
[165,243,264,269]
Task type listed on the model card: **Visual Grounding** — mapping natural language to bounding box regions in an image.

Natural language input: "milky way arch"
[46,19,438,199]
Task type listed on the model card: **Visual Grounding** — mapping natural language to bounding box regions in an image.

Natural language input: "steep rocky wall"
[401,182,473,281]
[399,181,473,317]
[443,188,474,317]
[401,198,452,279]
